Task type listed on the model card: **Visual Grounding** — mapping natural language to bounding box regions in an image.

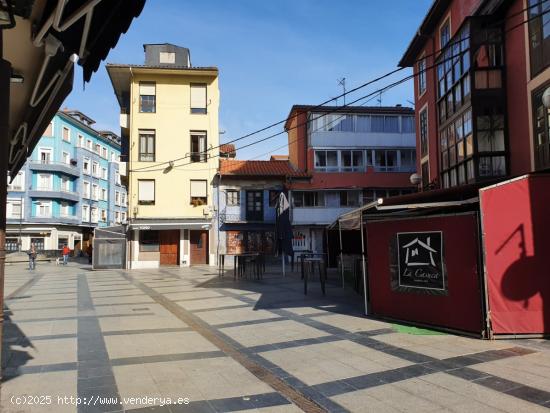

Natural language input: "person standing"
[28,243,37,270]
[62,244,70,265]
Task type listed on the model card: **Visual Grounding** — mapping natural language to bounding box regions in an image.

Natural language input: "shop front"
[331,173,550,338]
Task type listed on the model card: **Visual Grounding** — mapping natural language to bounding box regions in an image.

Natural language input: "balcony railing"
[32,185,77,195]
[31,159,78,168]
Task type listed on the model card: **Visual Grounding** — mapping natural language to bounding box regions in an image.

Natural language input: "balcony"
[28,213,80,225]
[28,185,80,202]
[29,160,80,177]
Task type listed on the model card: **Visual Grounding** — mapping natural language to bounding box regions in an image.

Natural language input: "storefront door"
[190,230,208,265]
[159,230,179,266]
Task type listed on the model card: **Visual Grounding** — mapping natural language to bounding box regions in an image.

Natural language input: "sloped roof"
[220,144,236,156]
[219,160,309,178]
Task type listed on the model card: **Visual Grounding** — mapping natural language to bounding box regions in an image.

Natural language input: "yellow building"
[106,44,219,268]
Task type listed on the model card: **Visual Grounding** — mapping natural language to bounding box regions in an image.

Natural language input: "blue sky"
[65,0,433,160]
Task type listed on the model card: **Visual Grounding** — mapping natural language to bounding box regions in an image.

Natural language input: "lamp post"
[542,87,550,109]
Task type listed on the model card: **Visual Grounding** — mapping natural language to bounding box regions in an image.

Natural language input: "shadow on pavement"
[1,305,34,382]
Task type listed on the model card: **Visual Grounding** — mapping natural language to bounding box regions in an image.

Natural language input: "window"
[226,190,240,206]
[91,207,98,223]
[7,199,23,219]
[139,130,156,162]
[36,201,52,217]
[269,190,280,207]
[62,151,70,165]
[39,148,52,164]
[402,116,415,133]
[418,58,427,95]
[101,209,107,222]
[533,84,550,170]
[190,132,207,162]
[121,193,126,205]
[115,191,120,206]
[340,150,364,172]
[384,116,399,133]
[82,205,90,222]
[78,134,84,147]
[292,191,325,208]
[60,202,70,217]
[94,143,101,154]
[86,139,92,150]
[314,150,338,172]
[115,171,121,185]
[101,188,107,201]
[121,212,127,222]
[92,161,99,177]
[92,184,99,200]
[528,0,550,77]
[436,24,471,123]
[38,173,52,190]
[140,231,159,252]
[101,167,107,180]
[246,191,263,220]
[440,18,450,48]
[340,191,359,207]
[159,51,176,64]
[44,122,53,137]
[139,82,156,113]
[62,126,70,142]
[111,152,116,162]
[115,211,120,223]
[190,84,207,114]
[8,171,25,191]
[190,180,208,205]
[6,238,19,251]
[138,180,155,205]
[420,109,429,158]
[83,181,91,199]
[374,150,398,171]
[102,147,107,158]
[61,176,71,192]
[83,157,91,174]
[421,162,430,189]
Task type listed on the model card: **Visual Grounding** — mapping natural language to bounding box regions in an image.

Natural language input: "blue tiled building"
[6,110,127,254]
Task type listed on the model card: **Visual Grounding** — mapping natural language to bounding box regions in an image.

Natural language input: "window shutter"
[139,180,155,201]
[190,180,207,197]
[190,84,207,109]
[139,82,156,96]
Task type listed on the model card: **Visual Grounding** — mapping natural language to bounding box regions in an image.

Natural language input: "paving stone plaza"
[2,262,550,413]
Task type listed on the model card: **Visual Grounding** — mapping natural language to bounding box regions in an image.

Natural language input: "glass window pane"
[384,116,399,133]
[371,116,385,132]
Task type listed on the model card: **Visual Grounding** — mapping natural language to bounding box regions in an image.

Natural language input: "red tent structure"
[332,173,550,338]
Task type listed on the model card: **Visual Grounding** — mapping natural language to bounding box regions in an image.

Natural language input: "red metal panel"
[366,214,483,334]
[481,175,550,335]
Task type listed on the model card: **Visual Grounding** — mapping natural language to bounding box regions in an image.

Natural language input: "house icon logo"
[397,231,445,291]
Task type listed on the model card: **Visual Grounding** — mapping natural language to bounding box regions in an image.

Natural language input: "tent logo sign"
[397,231,445,291]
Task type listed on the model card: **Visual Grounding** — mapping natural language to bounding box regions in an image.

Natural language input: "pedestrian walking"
[87,243,93,265]
[62,244,70,265]
[28,243,37,270]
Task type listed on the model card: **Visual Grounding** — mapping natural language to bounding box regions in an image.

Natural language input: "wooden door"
[160,230,179,266]
[190,230,208,265]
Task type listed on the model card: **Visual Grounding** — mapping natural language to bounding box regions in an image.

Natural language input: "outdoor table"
[218,253,264,280]
[300,253,327,295]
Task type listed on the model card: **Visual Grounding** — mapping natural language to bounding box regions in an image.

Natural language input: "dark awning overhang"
[5,0,145,177]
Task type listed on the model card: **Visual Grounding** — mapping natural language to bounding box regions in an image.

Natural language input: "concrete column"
[0,45,11,381]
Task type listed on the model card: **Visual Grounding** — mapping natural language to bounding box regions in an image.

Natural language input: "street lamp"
[542,87,550,109]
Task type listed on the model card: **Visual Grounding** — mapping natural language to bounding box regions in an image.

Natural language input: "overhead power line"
[129,5,548,173]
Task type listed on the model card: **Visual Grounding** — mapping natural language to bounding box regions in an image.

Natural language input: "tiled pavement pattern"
[2,263,550,412]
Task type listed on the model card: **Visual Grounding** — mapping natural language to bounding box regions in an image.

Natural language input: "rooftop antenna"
[377,91,383,107]
[338,77,346,105]
[407,100,415,108]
